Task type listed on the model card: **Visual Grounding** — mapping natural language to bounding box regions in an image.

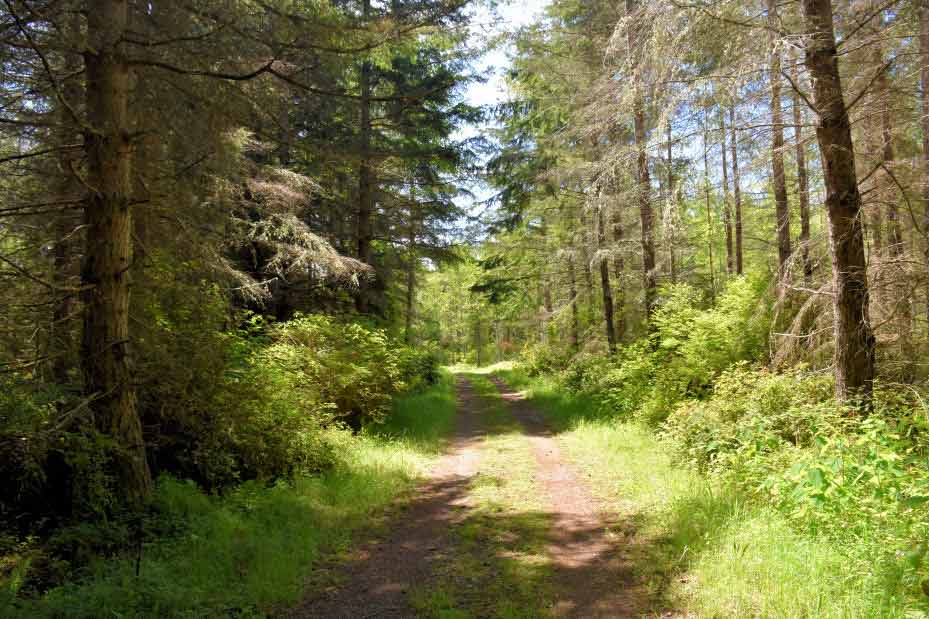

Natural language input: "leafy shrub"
[648,278,769,406]
[521,342,571,377]
[143,312,438,490]
[662,368,929,607]
[397,346,441,391]
[0,379,59,524]
[569,345,657,417]
[264,315,407,427]
[531,277,770,426]
[0,380,124,530]
[662,365,835,472]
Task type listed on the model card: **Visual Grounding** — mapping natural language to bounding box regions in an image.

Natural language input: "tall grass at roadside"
[3,373,457,618]
[497,369,917,618]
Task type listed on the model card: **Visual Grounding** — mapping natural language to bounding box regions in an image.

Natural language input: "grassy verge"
[4,373,457,618]
[411,374,554,619]
[497,369,912,618]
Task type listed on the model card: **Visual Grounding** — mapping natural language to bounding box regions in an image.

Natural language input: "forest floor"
[290,372,654,618]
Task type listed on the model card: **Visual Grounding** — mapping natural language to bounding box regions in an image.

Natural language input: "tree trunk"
[667,121,677,283]
[800,0,876,404]
[768,0,792,274]
[355,0,374,313]
[82,0,152,506]
[404,214,417,345]
[568,255,580,350]
[920,1,929,338]
[730,102,744,275]
[611,203,626,341]
[720,108,734,275]
[627,0,656,317]
[703,123,716,303]
[792,50,813,283]
[597,203,616,353]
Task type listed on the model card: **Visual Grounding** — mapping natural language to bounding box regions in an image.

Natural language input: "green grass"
[3,373,458,618]
[375,370,458,452]
[411,373,554,619]
[497,369,916,619]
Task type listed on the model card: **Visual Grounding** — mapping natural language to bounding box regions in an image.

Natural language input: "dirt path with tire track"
[289,374,645,618]
[287,377,486,618]
[490,377,646,618]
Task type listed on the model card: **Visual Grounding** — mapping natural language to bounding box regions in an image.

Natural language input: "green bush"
[264,315,411,428]
[145,312,439,490]
[397,346,441,391]
[530,277,770,426]
[521,342,571,377]
[662,364,836,472]
[660,366,929,609]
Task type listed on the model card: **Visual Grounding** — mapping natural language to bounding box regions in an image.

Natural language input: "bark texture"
[801,0,876,404]
[626,0,656,317]
[768,0,792,274]
[82,0,152,505]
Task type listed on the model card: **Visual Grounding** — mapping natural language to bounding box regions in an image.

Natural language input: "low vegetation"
[1,320,449,617]
[498,277,929,617]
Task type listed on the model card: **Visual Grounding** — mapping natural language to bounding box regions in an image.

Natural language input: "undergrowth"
[501,371,928,617]
[1,373,456,618]
[501,277,929,617]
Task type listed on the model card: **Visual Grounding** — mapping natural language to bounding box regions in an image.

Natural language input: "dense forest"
[4,0,929,617]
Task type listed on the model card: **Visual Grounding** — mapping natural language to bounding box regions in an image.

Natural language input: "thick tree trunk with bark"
[82,0,152,505]
[800,0,876,404]
[627,0,656,317]
[730,103,744,274]
[597,203,616,353]
[768,0,792,274]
